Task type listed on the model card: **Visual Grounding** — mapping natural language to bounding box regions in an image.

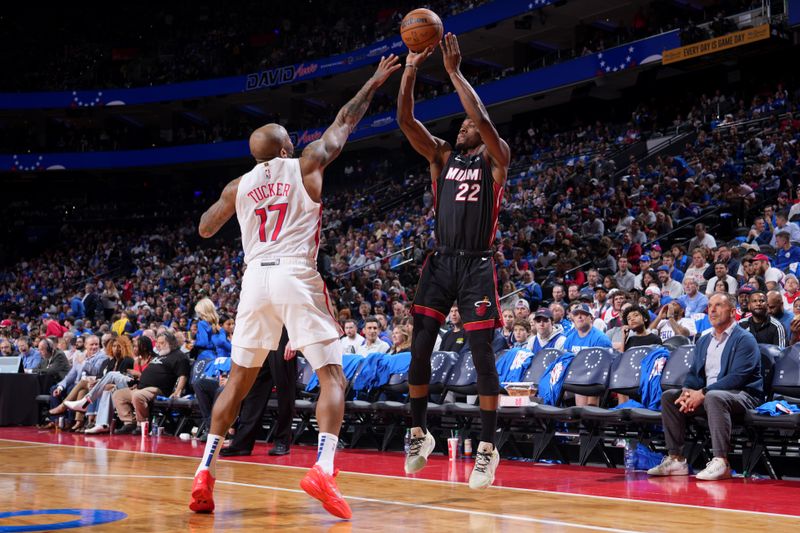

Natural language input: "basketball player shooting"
[189,54,401,518]
[397,33,510,489]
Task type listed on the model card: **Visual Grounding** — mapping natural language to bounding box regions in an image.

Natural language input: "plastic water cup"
[447,437,459,461]
[140,421,149,437]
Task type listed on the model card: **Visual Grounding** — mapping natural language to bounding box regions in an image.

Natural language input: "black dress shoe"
[268,442,290,456]
[114,423,137,435]
[219,447,252,457]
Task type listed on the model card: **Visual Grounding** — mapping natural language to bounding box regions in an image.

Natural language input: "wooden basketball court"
[1,428,799,532]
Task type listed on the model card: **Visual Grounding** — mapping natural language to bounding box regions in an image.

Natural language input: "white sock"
[315,432,338,475]
[411,427,426,438]
[196,434,223,478]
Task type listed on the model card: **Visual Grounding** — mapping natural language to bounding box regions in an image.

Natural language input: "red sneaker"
[189,470,215,513]
[300,465,352,520]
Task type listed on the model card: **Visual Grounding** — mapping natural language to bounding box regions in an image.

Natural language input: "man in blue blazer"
[648,292,762,480]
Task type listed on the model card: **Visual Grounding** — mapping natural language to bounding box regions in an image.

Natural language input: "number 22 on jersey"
[454,183,480,202]
[254,203,288,242]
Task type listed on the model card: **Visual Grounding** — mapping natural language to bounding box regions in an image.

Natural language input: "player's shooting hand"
[371,54,402,86]
[284,341,297,361]
[406,46,435,68]
[442,32,461,74]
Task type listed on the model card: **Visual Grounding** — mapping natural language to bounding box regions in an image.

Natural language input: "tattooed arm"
[198,176,240,238]
[299,54,400,202]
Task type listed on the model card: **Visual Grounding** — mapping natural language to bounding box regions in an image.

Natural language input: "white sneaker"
[695,458,732,481]
[404,430,436,474]
[468,445,500,489]
[647,456,689,476]
[84,425,109,434]
[65,399,89,413]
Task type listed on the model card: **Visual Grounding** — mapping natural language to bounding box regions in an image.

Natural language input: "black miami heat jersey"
[434,151,502,251]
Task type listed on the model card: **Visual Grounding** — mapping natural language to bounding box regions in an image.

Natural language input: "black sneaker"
[114,423,137,435]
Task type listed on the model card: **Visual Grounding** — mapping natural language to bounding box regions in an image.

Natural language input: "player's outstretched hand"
[406,45,435,68]
[371,54,402,86]
[442,32,461,74]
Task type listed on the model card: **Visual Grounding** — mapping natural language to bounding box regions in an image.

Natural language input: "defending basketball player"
[189,54,401,518]
[397,33,510,489]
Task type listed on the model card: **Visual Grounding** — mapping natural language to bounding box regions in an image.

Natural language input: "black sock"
[479,409,498,446]
[410,396,428,433]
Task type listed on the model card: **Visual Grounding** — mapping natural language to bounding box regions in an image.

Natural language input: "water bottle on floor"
[624,439,636,473]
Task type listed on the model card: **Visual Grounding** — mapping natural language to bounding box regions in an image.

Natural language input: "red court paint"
[1,427,798,517]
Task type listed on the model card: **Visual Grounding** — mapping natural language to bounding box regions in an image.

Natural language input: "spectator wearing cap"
[738,291,786,348]
[658,266,684,299]
[678,278,708,315]
[513,299,531,321]
[652,300,696,341]
[782,274,800,312]
[772,231,800,271]
[688,223,717,252]
[769,212,800,248]
[527,308,565,352]
[593,285,610,317]
[561,303,612,406]
[705,262,738,297]
[614,257,636,292]
[620,304,662,351]
[633,255,652,291]
[660,252,685,283]
[735,284,754,321]
[648,244,663,269]
[752,253,785,291]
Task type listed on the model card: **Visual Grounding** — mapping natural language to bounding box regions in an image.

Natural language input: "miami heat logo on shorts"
[474,297,492,317]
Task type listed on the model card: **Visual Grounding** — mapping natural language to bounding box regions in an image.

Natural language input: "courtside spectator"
[527,308,564,352]
[510,319,531,349]
[618,304,662,351]
[738,291,786,348]
[356,316,391,356]
[113,331,189,435]
[648,293,762,481]
[560,303,612,406]
[434,306,469,355]
[767,290,793,340]
[340,319,364,354]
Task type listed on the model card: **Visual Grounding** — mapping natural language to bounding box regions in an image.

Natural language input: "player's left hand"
[442,32,461,74]
[371,54,402,87]
[284,341,297,361]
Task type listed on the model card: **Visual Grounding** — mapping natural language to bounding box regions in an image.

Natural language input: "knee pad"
[409,315,441,386]
[467,328,500,396]
[231,345,270,369]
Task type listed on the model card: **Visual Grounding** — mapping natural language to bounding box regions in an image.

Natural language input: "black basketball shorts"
[411,251,501,331]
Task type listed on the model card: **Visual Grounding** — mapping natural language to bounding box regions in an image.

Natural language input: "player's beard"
[455,141,466,152]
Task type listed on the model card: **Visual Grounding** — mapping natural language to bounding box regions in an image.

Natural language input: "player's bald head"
[249,123,293,162]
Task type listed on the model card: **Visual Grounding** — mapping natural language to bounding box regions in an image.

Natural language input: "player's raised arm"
[442,33,511,175]
[198,176,241,238]
[397,46,450,164]
[299,54,400,199]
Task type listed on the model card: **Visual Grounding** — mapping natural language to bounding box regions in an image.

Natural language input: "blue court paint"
[0,509,127,532]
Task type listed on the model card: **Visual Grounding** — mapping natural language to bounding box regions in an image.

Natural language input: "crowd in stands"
[2,74,800,439]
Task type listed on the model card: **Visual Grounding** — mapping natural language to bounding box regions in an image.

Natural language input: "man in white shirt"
[705,262,738,296]
[753,253,785,291]
[688,223,717,251]
[769,212,800,248]
[340,319,365,354]
[651,301,696,341]
[657,266,684,299]
[633,255,652,291]
[684,248,709,290]
[356,317,390,356]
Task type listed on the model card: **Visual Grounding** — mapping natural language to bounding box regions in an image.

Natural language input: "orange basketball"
[400,8,443,53]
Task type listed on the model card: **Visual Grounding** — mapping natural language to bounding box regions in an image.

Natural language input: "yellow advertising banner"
[662,24,771,65]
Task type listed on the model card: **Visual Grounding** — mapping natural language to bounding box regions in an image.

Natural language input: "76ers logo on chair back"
[474,297,492,317]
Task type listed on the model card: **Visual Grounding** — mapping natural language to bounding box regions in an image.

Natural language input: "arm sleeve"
[194,321,215,350]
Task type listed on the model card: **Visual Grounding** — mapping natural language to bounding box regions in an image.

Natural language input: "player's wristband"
[405,64,417,70]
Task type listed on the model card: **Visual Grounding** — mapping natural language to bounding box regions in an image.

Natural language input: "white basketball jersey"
[235,158,322,265]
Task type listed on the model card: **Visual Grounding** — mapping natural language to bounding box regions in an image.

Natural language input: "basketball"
[400,8,443,52]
